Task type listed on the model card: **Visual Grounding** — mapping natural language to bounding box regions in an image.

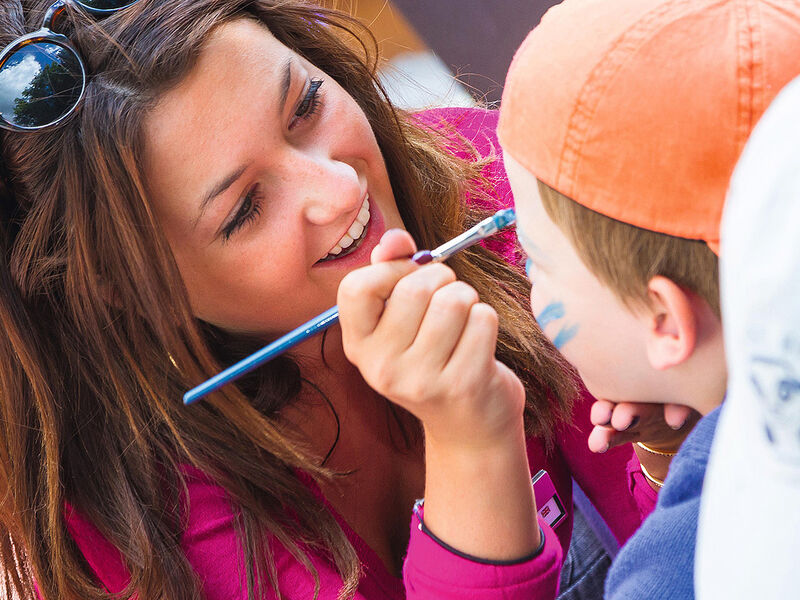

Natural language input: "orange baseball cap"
[498,0,800,254]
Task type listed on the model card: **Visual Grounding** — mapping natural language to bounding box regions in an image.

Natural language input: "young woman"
[0,1,645,598]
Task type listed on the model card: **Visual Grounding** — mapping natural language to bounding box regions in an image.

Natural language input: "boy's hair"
[538,180,720,317]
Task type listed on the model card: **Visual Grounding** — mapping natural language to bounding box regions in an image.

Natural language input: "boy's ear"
[642,276,697,370]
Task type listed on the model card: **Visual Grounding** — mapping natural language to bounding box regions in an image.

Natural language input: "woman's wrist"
[422,423,540,561]
[633,443,674,491]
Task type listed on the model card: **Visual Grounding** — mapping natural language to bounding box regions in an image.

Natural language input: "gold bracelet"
[636,441,678,457]
[639,462,665,488]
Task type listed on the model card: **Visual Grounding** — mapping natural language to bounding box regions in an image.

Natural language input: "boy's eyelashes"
[525,257,534,279]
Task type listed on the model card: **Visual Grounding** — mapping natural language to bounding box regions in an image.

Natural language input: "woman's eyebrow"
[195,58,294,226]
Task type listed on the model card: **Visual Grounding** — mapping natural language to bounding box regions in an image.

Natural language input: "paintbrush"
[183,208,516,405]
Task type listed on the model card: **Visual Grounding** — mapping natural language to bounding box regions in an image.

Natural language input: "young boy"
[497,0,800,597]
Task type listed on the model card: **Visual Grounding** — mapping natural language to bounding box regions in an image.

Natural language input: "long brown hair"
[0,1,577,598]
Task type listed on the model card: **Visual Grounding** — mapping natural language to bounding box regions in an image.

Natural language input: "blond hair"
[538,180,720,316]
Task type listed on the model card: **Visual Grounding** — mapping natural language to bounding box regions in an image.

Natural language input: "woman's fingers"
[410,281,480,369]
[663,403,692,430]
[371,228,417,263]
[588,425,616,453]
[609,402,649,432]
[590,398,615,426]
[337,259,420,342]
[586,399,700,452]
[373,263,457,352]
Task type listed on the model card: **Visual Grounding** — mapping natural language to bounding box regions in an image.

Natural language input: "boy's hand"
[587,399,698,453]
[338,229,526,451]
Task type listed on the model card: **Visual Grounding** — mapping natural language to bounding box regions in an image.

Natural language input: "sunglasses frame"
[0,0,139,132]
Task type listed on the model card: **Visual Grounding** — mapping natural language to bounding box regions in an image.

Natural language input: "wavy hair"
[0,1,577,598]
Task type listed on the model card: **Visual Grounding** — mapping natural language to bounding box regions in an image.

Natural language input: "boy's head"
[498,0,800,411]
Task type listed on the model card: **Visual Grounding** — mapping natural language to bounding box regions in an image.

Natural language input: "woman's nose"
[292,154,366,226]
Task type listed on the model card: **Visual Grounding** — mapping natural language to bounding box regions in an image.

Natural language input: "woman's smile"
[317,195,372,263]
[143,19,403,336]
[315,195,387,268]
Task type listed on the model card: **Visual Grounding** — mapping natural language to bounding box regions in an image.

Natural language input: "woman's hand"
[338,229,539,561]
[587,400,698,454]
[338,229,526,450]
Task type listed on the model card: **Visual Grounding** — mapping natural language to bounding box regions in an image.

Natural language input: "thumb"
[371,229,417,264]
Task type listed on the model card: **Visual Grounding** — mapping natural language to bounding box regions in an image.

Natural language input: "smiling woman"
[0,1,642,599]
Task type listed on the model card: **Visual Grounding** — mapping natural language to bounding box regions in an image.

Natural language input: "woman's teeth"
[320,197,371,261]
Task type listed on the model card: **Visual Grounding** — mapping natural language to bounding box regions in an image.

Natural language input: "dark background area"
[390,1,561,104]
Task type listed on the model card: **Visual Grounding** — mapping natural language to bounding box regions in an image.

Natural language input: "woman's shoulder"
[412,106,499,135]
[411,106,501,162]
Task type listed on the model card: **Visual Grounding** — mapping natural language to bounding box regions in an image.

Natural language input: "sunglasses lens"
[0,42,83,129]
[74,0,139,10]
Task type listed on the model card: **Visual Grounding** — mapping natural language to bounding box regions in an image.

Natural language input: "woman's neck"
[281,328,425,576]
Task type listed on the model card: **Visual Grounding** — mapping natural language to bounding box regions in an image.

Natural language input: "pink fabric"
[64,107,649,599]
[404,507,562,599]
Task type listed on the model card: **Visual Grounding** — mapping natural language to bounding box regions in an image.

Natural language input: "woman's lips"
[317,196,371,263]
[314,196,385,269]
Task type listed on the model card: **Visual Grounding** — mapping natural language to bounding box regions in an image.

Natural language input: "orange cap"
[498,0,800,254]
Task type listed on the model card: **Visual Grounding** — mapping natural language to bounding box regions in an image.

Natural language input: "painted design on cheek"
[536,302,565,329]
[525,258,534,279]
[536,302,578,350]
[552,324,579,350]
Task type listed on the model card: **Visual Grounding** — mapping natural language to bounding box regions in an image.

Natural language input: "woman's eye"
[291,78,323,128]
[222,185,263,241]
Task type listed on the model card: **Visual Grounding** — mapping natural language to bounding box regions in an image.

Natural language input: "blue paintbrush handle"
[183,306,340,405]
[183,208,515,405]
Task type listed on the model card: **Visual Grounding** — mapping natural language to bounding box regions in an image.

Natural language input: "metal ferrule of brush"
[430,208,516,262]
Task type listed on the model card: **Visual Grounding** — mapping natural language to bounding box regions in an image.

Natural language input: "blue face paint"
[536,302,565,329]
[553,324,579,350]
[525,258,534,279]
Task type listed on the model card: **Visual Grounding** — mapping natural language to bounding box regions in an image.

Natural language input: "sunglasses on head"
[0,0,140,132]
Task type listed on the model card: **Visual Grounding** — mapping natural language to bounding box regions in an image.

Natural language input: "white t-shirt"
[696,75,800,598]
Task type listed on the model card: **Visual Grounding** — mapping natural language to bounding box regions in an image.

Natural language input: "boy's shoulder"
[658,406,722,507]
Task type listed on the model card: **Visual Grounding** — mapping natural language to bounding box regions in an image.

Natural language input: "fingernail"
[624,416,640,431]
[599,443,609,453]
[671,419,687,431]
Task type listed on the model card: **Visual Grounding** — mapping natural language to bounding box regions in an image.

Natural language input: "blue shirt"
[605,406,722,599]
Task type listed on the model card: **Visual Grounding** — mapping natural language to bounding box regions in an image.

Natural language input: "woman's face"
[144,18,403,338]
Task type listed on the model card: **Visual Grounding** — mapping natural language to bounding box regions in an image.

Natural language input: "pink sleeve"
[65,469,370,600]
[403,508,562,600]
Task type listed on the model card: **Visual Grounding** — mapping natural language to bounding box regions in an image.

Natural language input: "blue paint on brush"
[553,324,579,349]
[536,302,565,329]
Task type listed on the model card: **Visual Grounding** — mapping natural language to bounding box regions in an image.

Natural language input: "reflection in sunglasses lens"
[75,0,139,11]
[0,42,83,129]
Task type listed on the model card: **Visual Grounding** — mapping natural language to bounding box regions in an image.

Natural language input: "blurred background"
[338,0,561,110]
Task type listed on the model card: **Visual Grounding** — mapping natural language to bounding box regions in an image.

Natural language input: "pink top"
[65,108,653,599]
